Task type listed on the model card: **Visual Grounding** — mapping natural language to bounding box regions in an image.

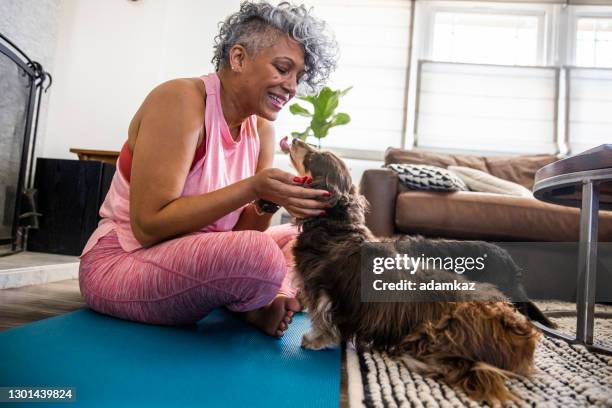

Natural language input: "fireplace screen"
[0,33,50,253]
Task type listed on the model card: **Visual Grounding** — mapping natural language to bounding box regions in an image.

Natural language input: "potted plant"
[288,86,352,149]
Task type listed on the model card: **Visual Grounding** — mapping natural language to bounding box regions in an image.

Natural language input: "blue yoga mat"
[0,308,340,407]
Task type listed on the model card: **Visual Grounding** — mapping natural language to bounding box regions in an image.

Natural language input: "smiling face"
[232,34,305,121]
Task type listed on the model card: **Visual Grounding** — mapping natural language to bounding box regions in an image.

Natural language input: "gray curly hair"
[212,1,338,93]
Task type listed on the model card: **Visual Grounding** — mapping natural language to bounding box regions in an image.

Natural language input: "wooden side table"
[533,144,612,354]
[69,148,119,164]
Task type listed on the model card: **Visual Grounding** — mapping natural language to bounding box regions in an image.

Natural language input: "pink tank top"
[81,73,260,255]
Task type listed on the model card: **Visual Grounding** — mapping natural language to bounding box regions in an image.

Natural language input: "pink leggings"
[79,224,298,325]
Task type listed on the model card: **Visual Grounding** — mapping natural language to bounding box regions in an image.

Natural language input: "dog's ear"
[303,152,352,192]
[344,186,370,222]
[351,186,370,215]
[308,177,338,207]
[324,185,370,222]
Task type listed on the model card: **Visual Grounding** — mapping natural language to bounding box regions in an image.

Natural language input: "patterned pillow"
[387,164,468,192]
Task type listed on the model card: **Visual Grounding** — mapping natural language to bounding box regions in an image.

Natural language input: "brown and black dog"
[281,138,540,404]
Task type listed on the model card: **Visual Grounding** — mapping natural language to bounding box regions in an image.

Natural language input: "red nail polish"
[323,191,331,197]
[306,177,313,184]
[319,211,327,216]
[293,177,301,183]
[301,176,309,183]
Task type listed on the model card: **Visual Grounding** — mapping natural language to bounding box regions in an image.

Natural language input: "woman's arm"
[129,80,328,247]
[129,79,259,246]
[233,117,277,232]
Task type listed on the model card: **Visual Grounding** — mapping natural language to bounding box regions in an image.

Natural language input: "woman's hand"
[251,168,330,218]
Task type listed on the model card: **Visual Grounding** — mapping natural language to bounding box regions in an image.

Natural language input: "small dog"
[282,138,540,404]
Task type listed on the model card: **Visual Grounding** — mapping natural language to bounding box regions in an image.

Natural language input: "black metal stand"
[0,33,52,256]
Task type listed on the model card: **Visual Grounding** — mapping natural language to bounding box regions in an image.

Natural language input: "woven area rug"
[346,302,612,407]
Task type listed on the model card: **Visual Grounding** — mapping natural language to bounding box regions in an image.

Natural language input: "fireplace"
[0,33,51,255]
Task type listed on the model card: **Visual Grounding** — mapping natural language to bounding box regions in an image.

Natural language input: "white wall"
[43,0,241,159]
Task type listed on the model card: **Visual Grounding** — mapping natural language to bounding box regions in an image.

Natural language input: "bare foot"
[240,296,301,337]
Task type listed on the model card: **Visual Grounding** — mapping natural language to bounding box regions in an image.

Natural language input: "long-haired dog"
[282,138,540,404]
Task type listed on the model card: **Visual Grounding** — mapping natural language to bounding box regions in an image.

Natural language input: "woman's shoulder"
[129,78,206,143]
[138,78,206,123]
[146,78,206,106]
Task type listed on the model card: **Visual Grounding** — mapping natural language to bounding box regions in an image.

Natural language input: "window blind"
[567,67,612,154]
[274,0,412,156]
[414,61,559,154]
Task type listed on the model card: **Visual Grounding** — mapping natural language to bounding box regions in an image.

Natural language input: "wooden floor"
[0,279,86,331]
[0,279,349,407]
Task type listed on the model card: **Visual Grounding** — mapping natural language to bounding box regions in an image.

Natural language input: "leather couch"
[360,147,612,242]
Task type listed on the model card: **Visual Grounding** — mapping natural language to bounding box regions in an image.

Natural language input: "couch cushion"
[395,191,612,241]
[448,166,532,197]
[388,164,468,192]
[484,155,558,189]
[384,148,558,189]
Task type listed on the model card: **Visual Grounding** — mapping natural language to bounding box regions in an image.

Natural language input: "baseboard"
[0,261,79,289]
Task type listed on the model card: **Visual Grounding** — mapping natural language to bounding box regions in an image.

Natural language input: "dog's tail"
[455,361,517,404]
[514,300,557,328]
[399,353,517,405]
[395,302,537,405]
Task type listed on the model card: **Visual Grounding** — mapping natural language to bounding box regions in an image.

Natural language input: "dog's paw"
[301,333,337,350]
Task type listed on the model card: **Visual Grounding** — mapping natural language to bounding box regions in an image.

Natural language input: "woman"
[79,2,338,337]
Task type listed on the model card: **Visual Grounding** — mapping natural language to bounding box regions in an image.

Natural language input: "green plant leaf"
[322,93,340,119]
[331,112,350,127]
[310,116,329,138]
[291,85,351,142]
[313,123,333,139]
[309,89,327,120]
[298,95,316,106]
[318,87,334,102]
[339,86,353,97]
[291,127,311,141]
[289,103,312,117]
[312,87,338,119]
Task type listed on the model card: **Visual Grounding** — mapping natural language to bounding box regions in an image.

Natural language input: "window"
[413,2,556,154]
[567,7,612,153]
[566,68,612,154]
[411,2,612,155]
[431,11,541,65]
[414,61,559,154]
[575,17,612,68]
[421,2,552,66]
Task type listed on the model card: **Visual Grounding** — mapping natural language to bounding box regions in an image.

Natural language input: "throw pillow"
[448,166,533,197]
[387,164,468,192]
